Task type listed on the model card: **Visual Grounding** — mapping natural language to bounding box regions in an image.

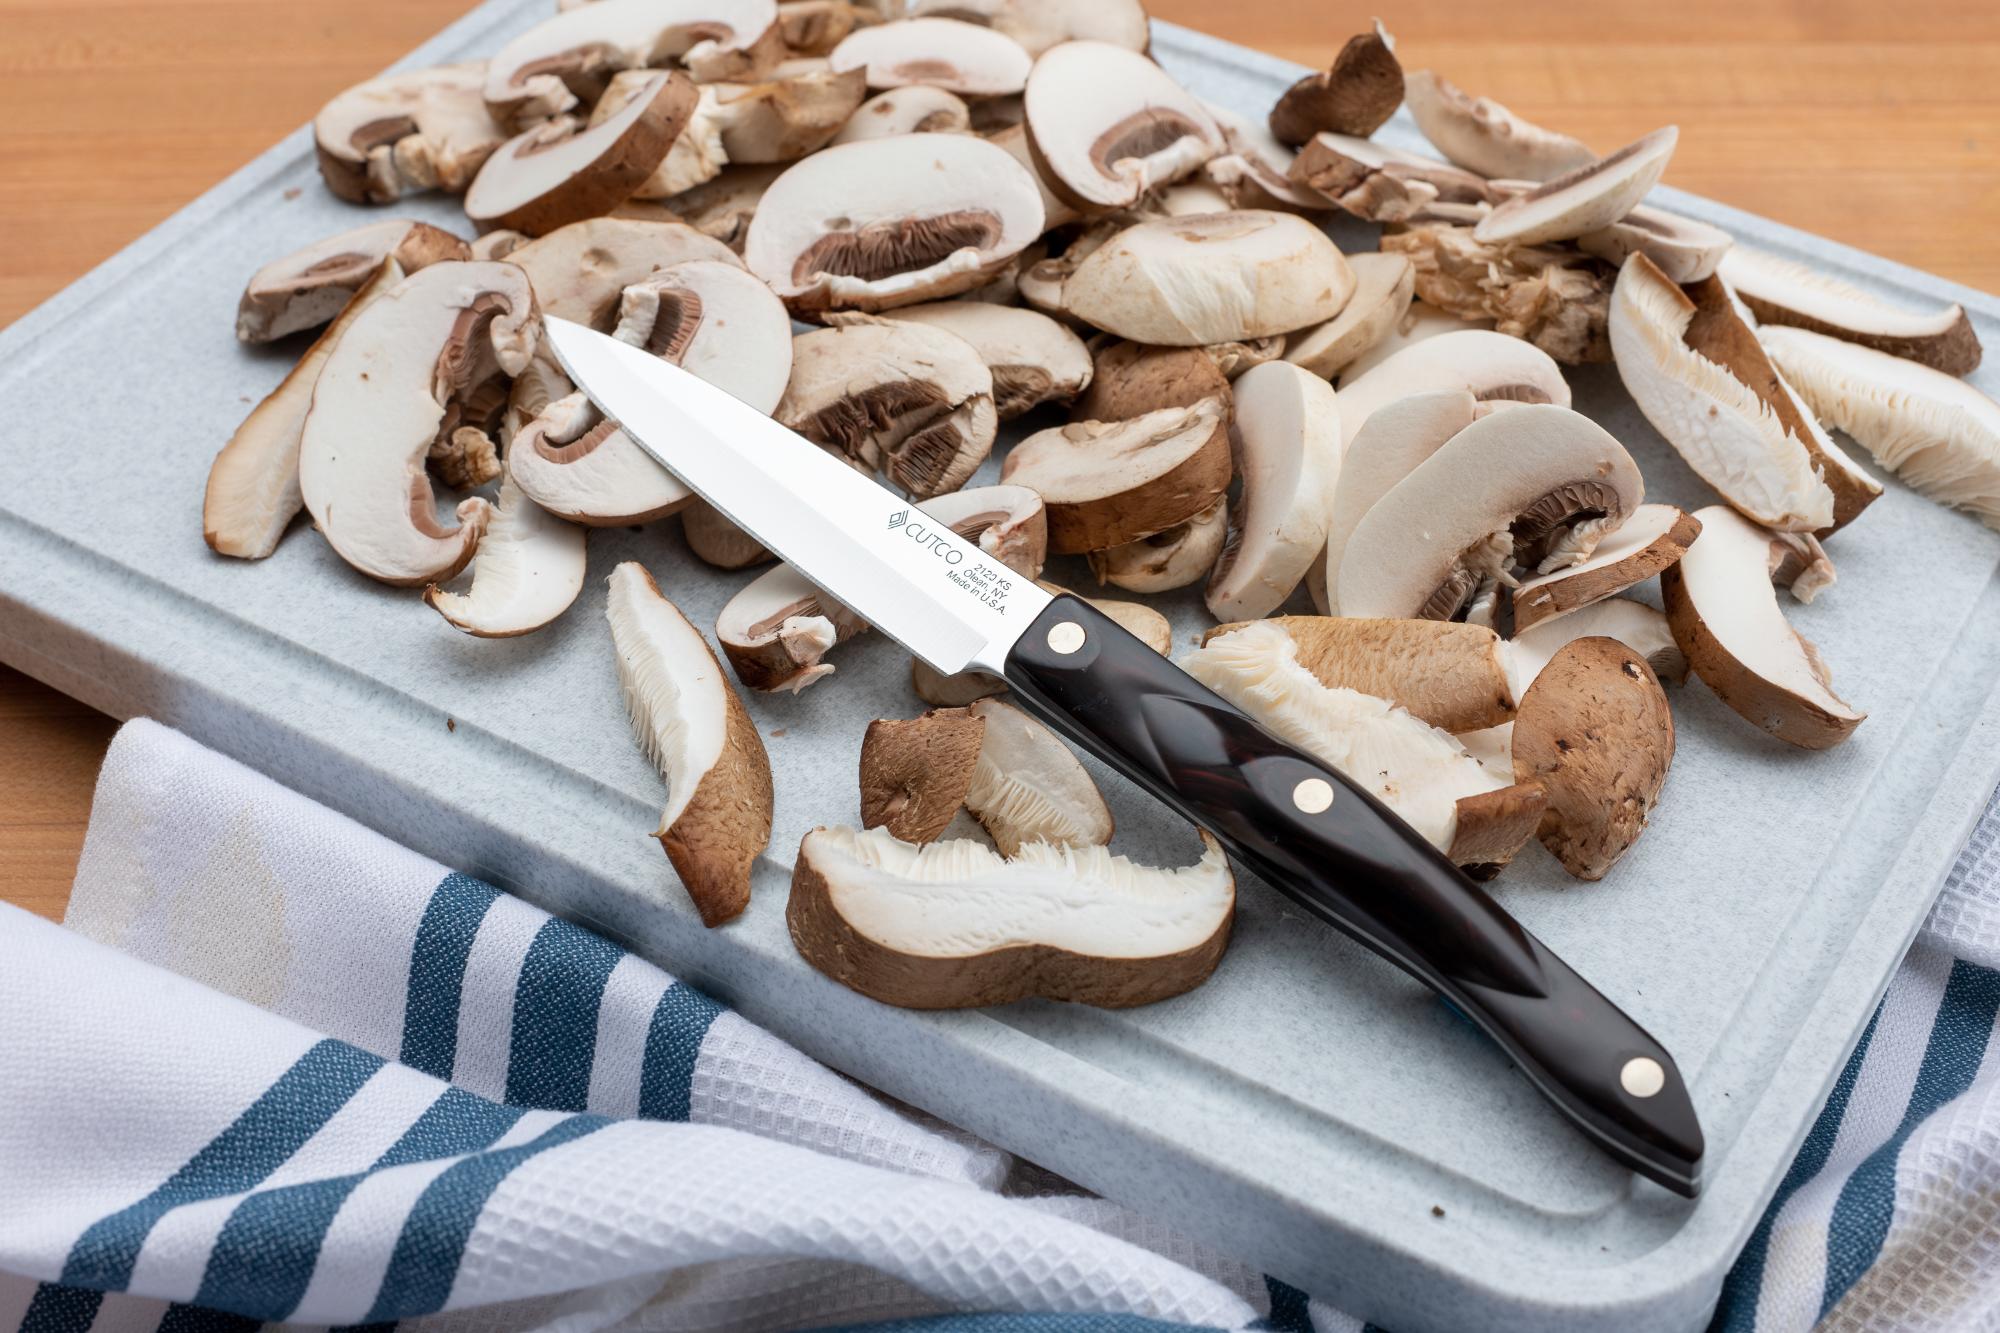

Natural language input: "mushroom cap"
[829,17,1032,95]
[908,0,1150,58]
[716,562,870,692]
[1088,495,1227,593]
[425,476,588,637]
[1511,503,1702,632]
[237,220,469,344]
[874,300,1091,418]
[1064,210,1356,346]
[1474,127,1678,247]
[506,216,744,324]
[1267,21,1403,146]
[1402,69,1595,182]
[776,0,871,58]
[1721,244,1982,376]
[1334,327,1570,446]
[832,84,973,143]
[590,72,727,199]
[1282,251,1415,379]
[1002,397,1233,553]
[963,698,1112,854]
[1575,204,1732,284]
[1022,40,1224,211]
[1070,340,1231,423]
[1504,597,1687,700]
[859,707,988,843]
[1317,390,1477,614]
[1205,361,1343,621]
[314,62,506,204]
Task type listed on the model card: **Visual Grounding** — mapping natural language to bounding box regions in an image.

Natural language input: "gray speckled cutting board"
[2,8,1997,1331]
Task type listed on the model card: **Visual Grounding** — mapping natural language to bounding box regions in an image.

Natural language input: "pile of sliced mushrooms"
[208,0,1999,1012]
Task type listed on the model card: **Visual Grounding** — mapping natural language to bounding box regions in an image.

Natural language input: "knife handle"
[1000,595,1703,1195]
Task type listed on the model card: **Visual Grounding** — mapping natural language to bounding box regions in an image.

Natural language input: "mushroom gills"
[1510,503,1701,632]
[1022,40,1225,211]
[1721,245,1982,376]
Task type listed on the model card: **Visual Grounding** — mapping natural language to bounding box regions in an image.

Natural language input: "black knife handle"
[1002,595,1704,1195]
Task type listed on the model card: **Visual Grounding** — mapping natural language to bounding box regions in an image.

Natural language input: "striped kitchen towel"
[1,719,1997,1333]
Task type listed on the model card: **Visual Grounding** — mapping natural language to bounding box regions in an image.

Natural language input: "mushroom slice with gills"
[832,84,972,143]
[1089,495,1226,593]
[1474,127,1678,247]
[1381,223,1613,365]
[591,73,731,198]
[859,707,988,843]
[787,826,1234,1010]
[1267,21,1403,146]
[1070,340,1230,423]
[314,63,506,204]
[1401,69,1594,182]
[828,18,1032,96]
[1200,102,1333,214]
[704,62,869,161]
[871,301,1091,418]
[237,220,468,344]
[1002,397,1232,554]
[961,698,1112,854]
[1510,503,1702,632]
[684,502,774,568]
[1759,325,2000,531]
[1205,362,1342,621]
[1284,252,1415,379]
[1337,404,1645,622]
[1022,40,1225,212]
[1721,245,1981,376]
[297,261,538,586]
[505,217,744,325]
[464,70,698,236]
[717,563,871,692]
[1203,336,1286,379]
[1288,133,1493,224]
[662,163,785,251]
[1064,211,1355,347]
[1512,636,1675,880]
[606,562,774,926]
[1609,253,1872,532]
[1336,301,1493,388]
[906,0,1150,58]
[1334,328,1570,448]
[1504,597,1687,699]
[1576,205,1732,285]
[918,483,1049,578]
[425,477,587,637]
[743,133,1045,315]
[1661,505,1865,749]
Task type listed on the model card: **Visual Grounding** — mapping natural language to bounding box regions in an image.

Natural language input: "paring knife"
[545,317,1706,1198]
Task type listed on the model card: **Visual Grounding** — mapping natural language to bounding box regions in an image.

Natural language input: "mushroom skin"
[1474,127,1679,248]
[1721,245,1982,377]
[1199,101,1334,214]
[424,476,588,638]
[1510,503,1702,632]
[505,217,745,325]
[1070,341,1231,423]
[859,707,988,843]
[236,220,469,344]
[1205,361,1343,621]
[314,63,507,205]
[833,84,973,143]
[1022,41,1225,212]
[1504,598,1688,700]
[717,563,870,691]
[828,17,1034,96]
[1401,69,1594,182]
[1381,223,1612,365]
[1002,398,1233,553]
[1283,252,1416,379]
[1089,496,1227,593]
[1268,22,1404,146]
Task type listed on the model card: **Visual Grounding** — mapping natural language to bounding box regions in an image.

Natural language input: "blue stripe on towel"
[504,919,625,1111]
[154,1305,257,1333]
[400,874,500,1080]
[637,984,725,1122]
[1253,1277,1311,1332]
[804,1316,1219,1333]
[18,1282,105,1333]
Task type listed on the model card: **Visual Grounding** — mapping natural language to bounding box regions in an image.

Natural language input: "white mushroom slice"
[505,217,744,324]
[1576,205,1732,284]
[424,477,587,637]
[1002,398,1232,553]
[663,163,785,250]
[907,0,1149,58]
[1200,101,1330,213]
[1474,127,1678,247]
[1336,301,1492,387]
[788,826,1234,1010]
[1288,133,1493,223]
[1205,362,1342,621]
[1767,528,1838,604]
[744,133,1044,314]
[910,659,1006,707]
[960,698,1112,854]
[1088,496,1227,593]
[1022,41,1224,212]
[469,229,530,262]
[1070,589,1171,653]
[1381,223,1612,365]
[1334,328,1570,447]
[1504,598,1687,700]
[1283,252,1415,379]
[984,121,1081,232]
[511,393,693,526]
[705,63,869,160]
[1267,21,1403,146]
[833,84,972,143]
[315,63,507,204]
[1147,180,1236,217]
[1720,245,1982,376]
[717,563,870,691]
[1014,218,1118,320]
[1511,504,1702,631]
[1661,505,1865,749]
[606,562,774,926]
[1759,325,2000,531]
[871,301,1090,418]
[829,17,1031,95]
[1063,211,1354,346]
[1071,339,1230,422]
[297,262,538,586]
[590,72,729,198]
[1402,69,1594,182]
[683,502,773,568]
[1317,390,1476,615]
[1338,404,1644,621]
[236,221,467,344]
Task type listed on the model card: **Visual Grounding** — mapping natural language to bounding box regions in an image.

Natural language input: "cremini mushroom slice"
[829,17,1032,95]
[1721,245,1982,376]
[606,562,774,926]
[1089,496,1226,593]
[1002,397,1231,553]
[1200,102,1332,213]
[1767,527,1838,604]
[424,477,587,637]
[1402,69,1593,182]
[787,826,1234,1010]
[1474,127,1678,247]
[1288,132,1493,223]
[591,72,729,198]
[833,84,972,142]
[1051,585,1173,653]
[1381,223,1613,365]
[744,132,1044,314]
[1504,597,1687,699]
[908,0,1150,58]
[464,70,697,235]
[1511,503,1701,632]
[984,121,1081,231]
[1148,179,1235,217]
[315,63,507,204]
[868,301,1091,418]
[1609,253,1875,532]
[1063,211,1354,346]
[900,486,1050,705]
[507,216,744,324]
[469,229,530,262]
[706,62,869,160]
[237,220,468,344]
[1512,636,1675,880]
[1316,390,1476,613]
[1338,404,1644,621]
[1284,252,1415,379]
[1661,505,1865,749]
[1334,328,1570,447]
[683,502,774,568]
[911,660,1006,707]
[717,562,871,691]
[1022,40,1224,212]
[1576,205,1732,284]
[1760,325,2000,530]
[1205,362,1342,621]
[297,261,537,586]
[1070,340,1230,422]
[959,697,1113,854]
[1336,301,1493,387]
[778,0,874,57]
[1200,617,1516,733]
[1268,21,1403,146]
[777,321,997,497]
[859,707,988,842]
[663,163,785,250]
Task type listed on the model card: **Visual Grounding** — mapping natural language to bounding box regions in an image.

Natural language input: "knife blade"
[545,316,1706,1198]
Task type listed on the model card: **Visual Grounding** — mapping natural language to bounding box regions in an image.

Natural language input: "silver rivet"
[1293,777,1334,814]
[1620,1057,1666,1099]
[1047,621,1086,655]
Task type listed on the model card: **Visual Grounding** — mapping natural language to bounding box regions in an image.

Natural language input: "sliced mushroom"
[1283,252,1415,379]
[1200,617,1516,733]
[663,162,785,250]
[778,0,875,57]
[315,63,507,204]
[1200,102,1332,213]
[910,659,1007,707]
[1720,245,1981,376]
[1474,127,1678,247]
[1089,495,1227,593]
[236,220,467,344]
[1767,527,1838,604]
[899,486,1049,705]
[1759,325,2000,531]
[1504,597,1687,700]
[297,262,537,585]
[1289,132,1493,223]
[1205,362,1342,621]
[1381,223,1612,365]
[984,121,1081,231]
[683,502,774,568]
[1014,218,1117,321]
[470,229,530,262]
[1268,21,1403,146]
[1147,179,1236,217]
[606,562,774,926]
[1334,328,1570,447]
[706,62,870,160]
[867,301,1091,418]
[506,216,744,324]
[1660,505,1864,749]
[1576,205,1731,284]
[1317,389,1477,614]
[829,17,1032,95]
[1041,583,1173,654]
[1022,40,1223,211]
[907,0,1150,58]
[833,84,972,143]
[787,826,1234,1010]
[1336,300,1493,387]
[717,563,871,691]
[424,477,587,637]
[1511,504,1701,632]
[1070,340,1231,422]
[1402,69,1593,182]
[1002,398,1231,553]
[591,72,730,198]
[859,706,989,842]
[744,132,1044,314]
[959,697,1113,853]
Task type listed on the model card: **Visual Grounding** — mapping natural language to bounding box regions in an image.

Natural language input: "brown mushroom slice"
[873,301,1091,418]
[1072,590,1170,653]
[1201,617,1516,733]
[236,220,467,344]
[589,72,729,198]
[707,62,870,160]
[777,1,873,56]
[1288,133,1493,224]
[683,502,774,568]
[1070,340,1230,423]
[1661,505,1865,749]
[957,698,1113,854]
[469,229,531,262]
[1381,223,1612,366]
[1334,328,1570,447]
[1338,404,1644,621]
[1205,362,1342,621]
[1022,40,1224,212]
[1002,398,1231,553]
[744,133,1044,314]
[829,17,1031,95]
[788,826,1234,1010]
[606,562,774,926]
[833,84,972,143]
[1401,69,1593,182]
[1089,496,1226,593]
[315,63,507,204]
[663,163,785,250]
[1510,504,1701,631]
[1335,301,1493,388]
[1474,127,1678,247]
[424,477,587,637]
[717,563,871,691]
[907,0,1149,58]
[860,707,988,843]
[1759,326,2000,531]
[297,262,537,586]
[920,483,1050,577]
[1200,102,1332,213]
[1512,636,1675,880]
[1315,390,1476,614]
[1504,598,1687,699]
[1576,205,1732,284]
[1266,21,1402,146]
[1720,245,1981,376]
[507,217,744,324]
[1283,252,1415,379]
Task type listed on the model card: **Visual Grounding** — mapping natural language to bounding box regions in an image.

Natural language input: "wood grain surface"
[1,0,1996,919]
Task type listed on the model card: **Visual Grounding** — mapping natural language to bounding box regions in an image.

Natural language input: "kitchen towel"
[1,719,1996,1333]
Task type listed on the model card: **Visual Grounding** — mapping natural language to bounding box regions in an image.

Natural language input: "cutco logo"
[888,511,963,565]
[887,509,908,530]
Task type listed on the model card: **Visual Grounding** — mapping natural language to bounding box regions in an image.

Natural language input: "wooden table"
[3,1,1996,920]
